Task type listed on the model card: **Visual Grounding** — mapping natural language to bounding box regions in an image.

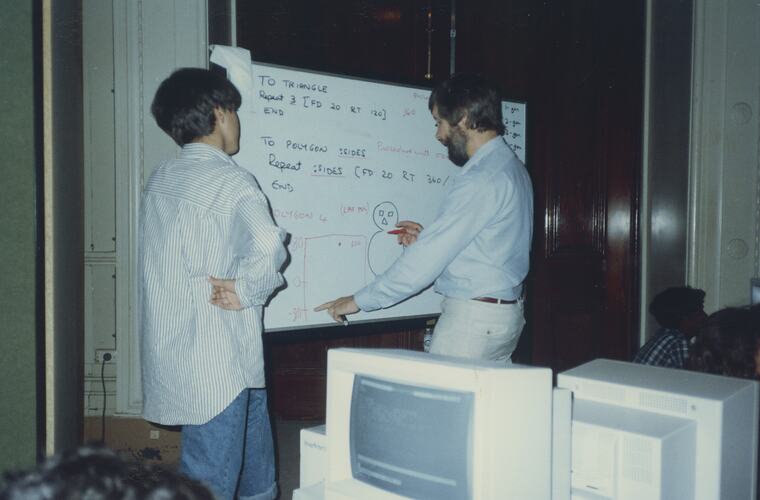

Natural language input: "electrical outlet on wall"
[95,349,117,363]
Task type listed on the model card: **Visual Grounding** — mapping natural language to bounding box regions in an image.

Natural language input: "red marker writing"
[387,229,404,235]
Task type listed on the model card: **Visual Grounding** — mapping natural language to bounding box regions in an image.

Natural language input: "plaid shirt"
[633,328,690,368]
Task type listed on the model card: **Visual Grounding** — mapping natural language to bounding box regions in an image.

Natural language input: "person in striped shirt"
[139,68,286,500]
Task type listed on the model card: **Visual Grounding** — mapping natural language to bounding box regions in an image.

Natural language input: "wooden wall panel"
[434,0,643,371]
[265,325,424,420]
[237,0,450,85]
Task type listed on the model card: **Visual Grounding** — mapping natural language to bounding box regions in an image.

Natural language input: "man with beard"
[316,73,533,363]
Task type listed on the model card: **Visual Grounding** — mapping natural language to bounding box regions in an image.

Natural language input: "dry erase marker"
[387,229,404,235]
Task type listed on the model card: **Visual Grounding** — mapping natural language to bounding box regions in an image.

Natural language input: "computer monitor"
[557,359,759,500]
[323,348,556,500]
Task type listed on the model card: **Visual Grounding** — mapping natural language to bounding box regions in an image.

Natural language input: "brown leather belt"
[473,297,517,305]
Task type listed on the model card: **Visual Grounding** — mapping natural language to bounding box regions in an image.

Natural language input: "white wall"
[639,0,760,347]
[82,0,208,416]
[688,0,760,312]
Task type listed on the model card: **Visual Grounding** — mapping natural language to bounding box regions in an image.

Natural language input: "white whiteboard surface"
[211,48,526,331]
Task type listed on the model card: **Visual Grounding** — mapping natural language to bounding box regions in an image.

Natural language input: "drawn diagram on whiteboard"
[302,234,367,322]
[368,201,404,276]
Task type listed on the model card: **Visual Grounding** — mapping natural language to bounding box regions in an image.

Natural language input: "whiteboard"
[212,49,526,331]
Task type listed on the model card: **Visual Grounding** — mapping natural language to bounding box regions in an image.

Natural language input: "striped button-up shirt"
[139,143,286,425]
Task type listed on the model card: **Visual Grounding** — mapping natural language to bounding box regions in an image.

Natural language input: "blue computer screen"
[349,374,474,499]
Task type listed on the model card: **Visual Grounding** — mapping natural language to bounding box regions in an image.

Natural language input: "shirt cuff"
[234,279,253,309]
[354,287,381,312]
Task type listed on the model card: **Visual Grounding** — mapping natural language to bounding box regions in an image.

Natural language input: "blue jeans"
[180,389,277,500]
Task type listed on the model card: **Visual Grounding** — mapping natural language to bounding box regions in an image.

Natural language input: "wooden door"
[455,0,643,371]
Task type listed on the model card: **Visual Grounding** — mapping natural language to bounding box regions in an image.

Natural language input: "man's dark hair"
[649,286,706,329]
[688,306,759,379]
[428,73,505,135]
[0,445,214,500]
[151,67,241,146]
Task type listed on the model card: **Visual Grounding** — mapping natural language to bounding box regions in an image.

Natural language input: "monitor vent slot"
[582,382,626,404]
[621,436,653,484]
[639,391,688,415]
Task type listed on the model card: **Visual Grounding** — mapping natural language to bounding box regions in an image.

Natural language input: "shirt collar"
[460,136,505,174]
[179,142,236,165]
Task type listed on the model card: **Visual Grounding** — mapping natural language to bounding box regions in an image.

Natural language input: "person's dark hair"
[688,306,759,379]
[151,67,241,146]
[0,445,213,500]
[428,73,505,135]
[648,286,706,329]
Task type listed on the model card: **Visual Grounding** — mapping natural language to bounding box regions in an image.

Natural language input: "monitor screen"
[349,374,474,499]
[324,348,554,500]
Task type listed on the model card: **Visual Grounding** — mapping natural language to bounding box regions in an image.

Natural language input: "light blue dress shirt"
[139,143,286,425]
[354,136,533,311]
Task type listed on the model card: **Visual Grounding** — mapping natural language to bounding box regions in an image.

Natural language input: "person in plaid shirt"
[634,286,707,368]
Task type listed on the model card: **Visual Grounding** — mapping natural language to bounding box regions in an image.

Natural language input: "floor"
[274,419,323,500]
